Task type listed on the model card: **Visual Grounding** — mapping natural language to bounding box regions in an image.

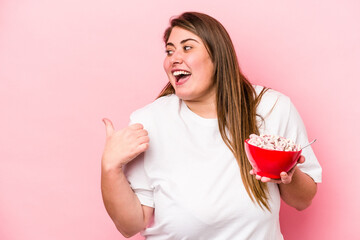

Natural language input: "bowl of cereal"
[244,134,302,179]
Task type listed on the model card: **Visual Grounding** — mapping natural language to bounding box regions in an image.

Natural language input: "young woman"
[101,12,322,239]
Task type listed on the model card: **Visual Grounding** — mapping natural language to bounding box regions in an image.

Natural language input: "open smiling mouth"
[173,70,191,83]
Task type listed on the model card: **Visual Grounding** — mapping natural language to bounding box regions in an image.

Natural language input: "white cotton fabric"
[124,86,322,240]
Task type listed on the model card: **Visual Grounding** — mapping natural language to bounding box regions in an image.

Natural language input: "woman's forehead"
[167,27,202,44]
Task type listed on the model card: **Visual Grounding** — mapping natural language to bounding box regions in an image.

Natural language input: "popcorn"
[248,134,301,152]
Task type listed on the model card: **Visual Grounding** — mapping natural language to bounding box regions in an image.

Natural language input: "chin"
[174,91,192,101]
[174,93,187,101]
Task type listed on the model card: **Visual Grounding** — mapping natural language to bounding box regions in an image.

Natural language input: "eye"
[184,46,192,51]
[165,49,174,56]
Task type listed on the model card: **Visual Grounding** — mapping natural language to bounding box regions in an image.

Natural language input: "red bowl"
[244,139,302,179]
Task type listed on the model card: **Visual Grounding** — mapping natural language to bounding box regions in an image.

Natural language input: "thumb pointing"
[102,118,115,136]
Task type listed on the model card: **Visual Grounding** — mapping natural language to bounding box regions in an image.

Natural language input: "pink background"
[1,0,359,239]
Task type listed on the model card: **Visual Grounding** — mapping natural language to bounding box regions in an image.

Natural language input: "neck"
[184,96,217,119]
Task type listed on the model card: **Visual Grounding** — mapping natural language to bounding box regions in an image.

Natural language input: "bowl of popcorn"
[244,134,302,179]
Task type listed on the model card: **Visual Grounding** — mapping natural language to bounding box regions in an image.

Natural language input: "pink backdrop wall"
[1,0,359,239]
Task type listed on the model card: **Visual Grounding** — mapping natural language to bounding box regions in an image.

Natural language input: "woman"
[101,12,322,239]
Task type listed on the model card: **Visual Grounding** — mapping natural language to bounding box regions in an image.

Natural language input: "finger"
[260,176,271,183]
[263,176,282,184]
[297,155,305,164]
[249,169,254,175]
[137,136,150,144]
[280,172,288,179]
[137,143,149,153]
[280,172,291,184]
[136,129,148,138]
[103,118,115,136]
[129,123,144,130]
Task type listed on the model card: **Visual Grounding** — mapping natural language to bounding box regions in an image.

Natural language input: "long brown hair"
[159,12,270,210]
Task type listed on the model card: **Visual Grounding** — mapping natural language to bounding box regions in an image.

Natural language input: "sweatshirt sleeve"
[257,89,322,183]
[123,112,155,208]
[282,99,322,183]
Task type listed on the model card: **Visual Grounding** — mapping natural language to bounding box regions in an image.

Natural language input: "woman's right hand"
[102,118,149,170]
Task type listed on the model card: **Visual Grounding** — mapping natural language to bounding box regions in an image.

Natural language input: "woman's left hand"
[250,155,305,184]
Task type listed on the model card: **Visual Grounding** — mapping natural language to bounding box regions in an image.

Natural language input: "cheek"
[197,59,214,80]
[203,55,215,78]
[163,59,174,84]
[190,54,212,75]
[163,58,171,72]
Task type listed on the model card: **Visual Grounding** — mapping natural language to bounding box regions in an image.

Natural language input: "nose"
[169,51,183,65]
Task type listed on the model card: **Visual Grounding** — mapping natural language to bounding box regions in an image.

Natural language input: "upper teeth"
[173,70,191,76]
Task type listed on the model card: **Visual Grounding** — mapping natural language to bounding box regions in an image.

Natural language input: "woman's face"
[163,27,215,103]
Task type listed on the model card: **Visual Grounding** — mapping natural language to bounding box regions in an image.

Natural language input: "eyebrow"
[166,38,199,47]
